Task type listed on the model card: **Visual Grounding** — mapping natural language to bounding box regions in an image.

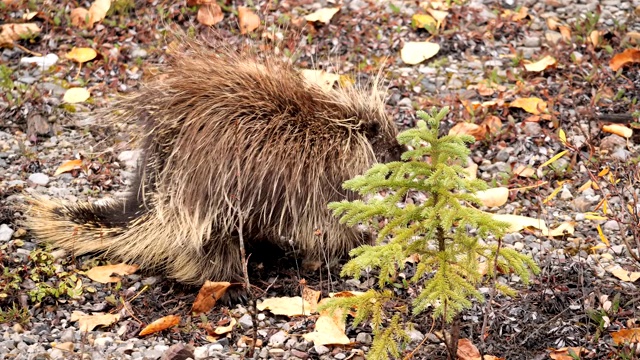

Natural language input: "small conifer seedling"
[323,107,540,359]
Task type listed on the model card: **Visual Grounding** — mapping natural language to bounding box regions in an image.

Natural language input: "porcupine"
[26,41,405,295]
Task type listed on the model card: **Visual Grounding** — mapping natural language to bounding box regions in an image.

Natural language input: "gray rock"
[603,220,620,231]
[314,344,330,355]
[356,332,372,344]
[407,329,424,343]
[238,313,253,329]
[117,150,140,169]
[28,173,49,186]
[130,48,148,59]
[0,224,14,241]
[268,330,288,347]
[93,336,113,347]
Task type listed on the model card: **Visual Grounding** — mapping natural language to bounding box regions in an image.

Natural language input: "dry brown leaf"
[400,41,440,65]
[510,97,547,115]
[191,281,231,315]
[612,328,640,345]
[523,55,556,72]
[88,0,110,27]
[213,317,236,335]
[548,221,576,237]
[71,311,120,332]
[457,338,481,360]
[412,14,436,29]
[197,3,224,26]
[70,8,91,27]
[625,31,640,45]
[66,47,97,63]
[448,122,485,141]
[63,88,91,104]
[546,17,560,30]
[558,25,571,41]
[238,7,260,34]
[492,214,549,234]
[475,187,509,208]
[186,0,211,4]
[302,299,350,345]
[481,115,502,135]
[606,265,640,282]
[139,315,181,336]
[512,6,529,21]
[22,12,38,20]
[257,296,313,317]
[464,162,478,180]
[0,23,41,46]
[304,7,340,24]
[609,48,640,71]
[54,159,83,176]
[549,347,584,360]
[482,356,505,360]
[427,8,448,26]
[329,291,367,298]
[603,124,633,138]
[300,69,340,92]
[302,286,321,313]
[85,263,138,283]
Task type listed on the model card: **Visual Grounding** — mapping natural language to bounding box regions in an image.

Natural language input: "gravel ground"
[2,0,640,359]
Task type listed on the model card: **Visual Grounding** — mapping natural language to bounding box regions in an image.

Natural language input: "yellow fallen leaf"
[400,41,440,65]
[238,6,260,34]
[257,296,313,317]
[66,47,97,63]
[63,88,91,104]
[85,263,139,283]
[427,9,448,26]
[88,0,111,27]
[548,221,576,237]
[53,159,83,176]
[464,162,478,180]
[412,14,436,29]
[558,128,567,145]
[0,23,41,46]
[607,265,640,282]
[302,286,321,313]
[71,311,120,332]
[139,315,180,336]
[510,97,547,115]
[492,214,549,234]
[611,328,640,345]
[302,299,350,345]
[301,69,341,92]
[214,317,236,335]
[584,212,607,221]
[543,185,563,204]
[448,122,485,140]
[558,26,571,42]
[596,224,610,246]
[22,12,38,20]
[603,124,633,138]
[590,30,600,47]
[191,281,231,315]
[304,7,340,24]
[610,48,640,72]
[523,55,556,72]
[475,187,509,208]
[549,347,584,360]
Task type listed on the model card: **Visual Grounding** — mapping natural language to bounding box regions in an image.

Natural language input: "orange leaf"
[457,338,481,360]
[481,115,502,135]
[197,3,224,26]
[449,122,485,140]
[611,328,640,345]
[603,124,633,138]
[610,48,640,71]
[54,159,83,176]
[191,281,231,315]
[85,263,138,283]
[238,7,260,34]
[558,25,571,41]
[139,315,181,336]
[70,8,90,27]
[88,0,110,28]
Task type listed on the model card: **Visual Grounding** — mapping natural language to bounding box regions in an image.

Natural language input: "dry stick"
[479,235,503,355]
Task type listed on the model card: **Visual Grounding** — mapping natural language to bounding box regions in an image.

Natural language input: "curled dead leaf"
[139,315,181,336]
[88,0,111,28]
[191,281,231,315]
[257,296,313,317]
[66,47,97,63]
[301,69,341,92]
[457,338,481,360]
[197,3,224,26]
[491,213,549,234]
[63,88,91,104]
[448,122,485,141]
[510,97,547,115]
[481,115,502,135]
[610,48,640,72]
[54,159,83,176]
[71,311,120,332]
[70,8,91,27]
[475,187,509,208]
[0,23,41,46]
[302,299,349,345]
[238,7,260,34]
[85,263,139,283]
[611,328,640,345]
[412,14,436,30]
[603,124,633,138]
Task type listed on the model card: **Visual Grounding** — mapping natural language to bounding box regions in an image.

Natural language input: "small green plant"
[323,107,540,359]
[0,303,31,325]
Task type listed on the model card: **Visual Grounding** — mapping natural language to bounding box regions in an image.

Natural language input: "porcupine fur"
[26,40,405,289]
